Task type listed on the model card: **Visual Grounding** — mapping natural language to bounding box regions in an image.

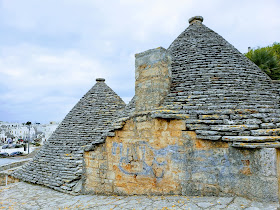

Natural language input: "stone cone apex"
[96,78,105,82]
[188,16,203,25]
[12,79,125,193]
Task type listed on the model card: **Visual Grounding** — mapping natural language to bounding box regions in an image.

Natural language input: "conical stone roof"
[155,16,280,143]
[12,79,125,193]
[167,16,273,96]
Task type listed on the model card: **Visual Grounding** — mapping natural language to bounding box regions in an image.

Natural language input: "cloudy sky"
[0,0,279,124]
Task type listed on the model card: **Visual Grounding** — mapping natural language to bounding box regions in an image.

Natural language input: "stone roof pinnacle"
[96,78,105,82]
[188,16,203,25]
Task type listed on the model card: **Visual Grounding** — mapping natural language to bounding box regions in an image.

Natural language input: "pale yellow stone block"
[107,171,116,180]
[161,131,171,138]
[116,131,133,138]
[154,119,168,131]
[170,130,182,138]
[168,120,186,130]
[186,131,197,140]
[136,121,153,130]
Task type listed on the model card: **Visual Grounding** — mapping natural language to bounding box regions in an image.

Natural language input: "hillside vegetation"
[245,43,280,80]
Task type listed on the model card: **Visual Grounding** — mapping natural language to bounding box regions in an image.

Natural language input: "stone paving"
[0,182,279,209]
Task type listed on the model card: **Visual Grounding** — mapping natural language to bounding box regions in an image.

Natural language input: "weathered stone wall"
[84,117,279,201]
[181,133,279,202]
[84,117,186,195]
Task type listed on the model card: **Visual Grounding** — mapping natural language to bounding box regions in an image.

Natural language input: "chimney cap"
[96,78,105,82]
[188,16,203,24]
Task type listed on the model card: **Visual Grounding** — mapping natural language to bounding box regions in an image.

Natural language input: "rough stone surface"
[84,117,186,195]
[1,182,279,210]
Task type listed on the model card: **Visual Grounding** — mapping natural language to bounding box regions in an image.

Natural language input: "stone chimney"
[135,47,172,112]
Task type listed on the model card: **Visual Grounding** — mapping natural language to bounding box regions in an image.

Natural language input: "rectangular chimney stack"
[135,47,172,112]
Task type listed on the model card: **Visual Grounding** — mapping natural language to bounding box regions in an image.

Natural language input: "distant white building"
[0,121,59,144]
[35,122,59,144]
[0,129,6,142]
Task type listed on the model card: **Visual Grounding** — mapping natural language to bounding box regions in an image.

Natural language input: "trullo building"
[12,16,280,202]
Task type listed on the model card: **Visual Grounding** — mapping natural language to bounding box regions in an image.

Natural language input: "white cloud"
[0,44,130,122]
[0,44,111,86]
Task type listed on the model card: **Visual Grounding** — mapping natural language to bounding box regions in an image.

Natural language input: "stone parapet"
[0,159,31,172]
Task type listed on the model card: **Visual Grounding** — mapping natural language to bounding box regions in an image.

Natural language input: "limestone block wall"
[84,117,186,195]
[181,133,279,202]
[84,117,279,202]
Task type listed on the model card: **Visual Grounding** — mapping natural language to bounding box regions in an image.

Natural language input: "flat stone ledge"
[196,135,222,141]
[251,128,280,136]
[151,111,190,120]
[272,80,280,84]
[222,136,280,142]
[211,125,259,132]
[232,142,280,148]
[135,46,167,59]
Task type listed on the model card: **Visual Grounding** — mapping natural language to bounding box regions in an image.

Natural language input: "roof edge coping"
[135,47,166,58]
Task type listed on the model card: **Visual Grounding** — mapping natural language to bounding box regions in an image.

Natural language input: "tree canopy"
[245,43,280,80]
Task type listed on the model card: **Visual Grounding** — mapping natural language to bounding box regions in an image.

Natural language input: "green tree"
[245,43,280,80]
[271,42,280,60]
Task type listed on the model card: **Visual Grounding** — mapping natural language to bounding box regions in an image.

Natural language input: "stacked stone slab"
[12,79,125,193]
[150,16,280,146]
